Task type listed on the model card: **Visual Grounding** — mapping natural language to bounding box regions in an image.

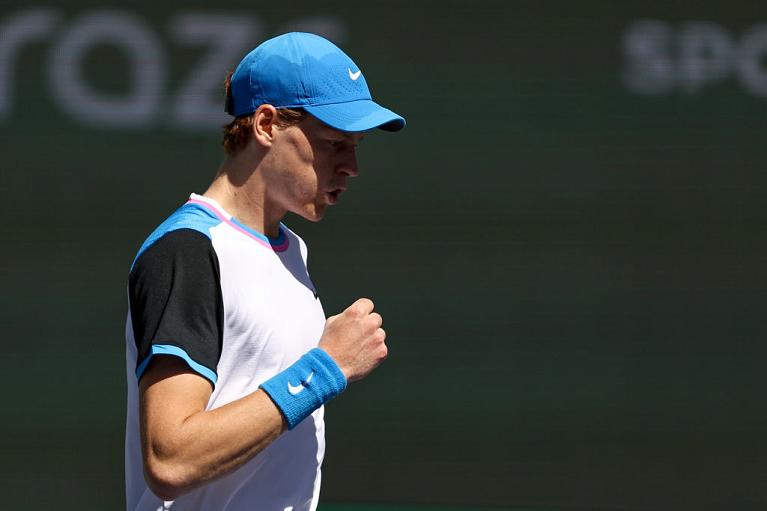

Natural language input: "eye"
[326,137,360,153]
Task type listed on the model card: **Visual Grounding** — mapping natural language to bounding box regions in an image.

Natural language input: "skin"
[139,105,387,500]
[206,106,363,237]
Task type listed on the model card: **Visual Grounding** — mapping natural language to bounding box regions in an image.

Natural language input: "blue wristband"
[260,348,347,429]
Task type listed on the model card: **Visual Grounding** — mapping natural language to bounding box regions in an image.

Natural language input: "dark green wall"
[1,1,766,510]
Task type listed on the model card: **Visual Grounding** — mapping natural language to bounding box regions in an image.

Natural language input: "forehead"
[300,114,365,143]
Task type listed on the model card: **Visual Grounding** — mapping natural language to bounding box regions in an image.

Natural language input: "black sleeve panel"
[128,228,224,384]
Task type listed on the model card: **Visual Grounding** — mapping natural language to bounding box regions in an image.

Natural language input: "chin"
[297,206,326,223]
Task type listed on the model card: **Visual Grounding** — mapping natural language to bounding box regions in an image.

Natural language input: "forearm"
[139,298,385,501]
[141,347,347,500]
[142,387,285,499]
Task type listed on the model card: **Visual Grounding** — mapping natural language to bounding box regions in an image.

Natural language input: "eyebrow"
[317,125,365,144]
[342,132,364,143]
[324,131,364,145]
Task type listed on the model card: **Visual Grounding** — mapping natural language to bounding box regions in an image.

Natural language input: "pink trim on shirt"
[187,197,290,252]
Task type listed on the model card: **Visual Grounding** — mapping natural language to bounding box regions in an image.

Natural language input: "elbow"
[143,455,193,501]
[146,476,183,502]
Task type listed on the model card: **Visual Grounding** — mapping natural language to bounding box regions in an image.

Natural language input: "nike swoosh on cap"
[348,68,362,80]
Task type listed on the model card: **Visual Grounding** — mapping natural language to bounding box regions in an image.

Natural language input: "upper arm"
[129,229,224,457]
[139,356,213,442]
[138,355,214,499]
[129,229,224,387]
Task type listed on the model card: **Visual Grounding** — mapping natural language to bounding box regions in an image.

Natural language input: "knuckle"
[358,297,374,311]
[348,298,374,317]
[348,302,364,316]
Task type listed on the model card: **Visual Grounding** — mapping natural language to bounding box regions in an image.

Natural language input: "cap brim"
[304,99,405,132]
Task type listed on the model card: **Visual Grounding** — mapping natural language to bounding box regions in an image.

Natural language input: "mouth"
[325,187,346,205]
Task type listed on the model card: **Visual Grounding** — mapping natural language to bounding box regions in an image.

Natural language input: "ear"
[253,104,279,147]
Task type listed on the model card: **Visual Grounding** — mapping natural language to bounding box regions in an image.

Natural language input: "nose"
[337,149,359,177]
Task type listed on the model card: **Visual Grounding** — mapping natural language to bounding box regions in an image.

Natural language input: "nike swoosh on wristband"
[348,68,362,80]
[287,371,315,395]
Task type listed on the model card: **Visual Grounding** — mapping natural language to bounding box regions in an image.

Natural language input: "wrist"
[316,345,351,381]
[260,348,347,429]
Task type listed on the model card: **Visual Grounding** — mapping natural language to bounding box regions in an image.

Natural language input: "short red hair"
[221,71,307,155]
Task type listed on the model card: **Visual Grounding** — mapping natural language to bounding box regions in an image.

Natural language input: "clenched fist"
[318,298,388,383]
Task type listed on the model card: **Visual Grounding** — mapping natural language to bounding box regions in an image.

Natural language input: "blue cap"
[228,32,405,132]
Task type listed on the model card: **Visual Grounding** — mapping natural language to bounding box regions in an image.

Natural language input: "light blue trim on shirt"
[135,344,218,386]
[230,216,287,247]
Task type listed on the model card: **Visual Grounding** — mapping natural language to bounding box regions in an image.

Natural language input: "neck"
[203,152,285,238]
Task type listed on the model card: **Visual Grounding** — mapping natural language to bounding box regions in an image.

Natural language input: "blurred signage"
[0,9,345,129]
[624,20,767,96]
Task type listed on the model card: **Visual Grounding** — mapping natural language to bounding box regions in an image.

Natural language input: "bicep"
[129,229,224,388]
[139,355,213,447]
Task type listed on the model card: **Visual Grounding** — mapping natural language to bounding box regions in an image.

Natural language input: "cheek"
[283,129,315,164]
[293,171,319,199]
[283,158,322,206]
[275,138,318,190]
[312,149,339,179]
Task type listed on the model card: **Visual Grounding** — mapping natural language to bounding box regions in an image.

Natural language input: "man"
[124,32,405,511]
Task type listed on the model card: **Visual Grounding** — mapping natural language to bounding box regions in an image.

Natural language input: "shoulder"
[129,228,221,297]
[134,229,215,269]
[131,199,223,271]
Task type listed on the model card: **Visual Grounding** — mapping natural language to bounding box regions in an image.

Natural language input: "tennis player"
[124,32,405,510]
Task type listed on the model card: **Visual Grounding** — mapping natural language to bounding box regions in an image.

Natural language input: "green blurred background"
[1,1,766,509]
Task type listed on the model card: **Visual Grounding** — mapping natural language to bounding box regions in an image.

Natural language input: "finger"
[348,297,374,315]
[369,312,383,328]
[378,340,388,360]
